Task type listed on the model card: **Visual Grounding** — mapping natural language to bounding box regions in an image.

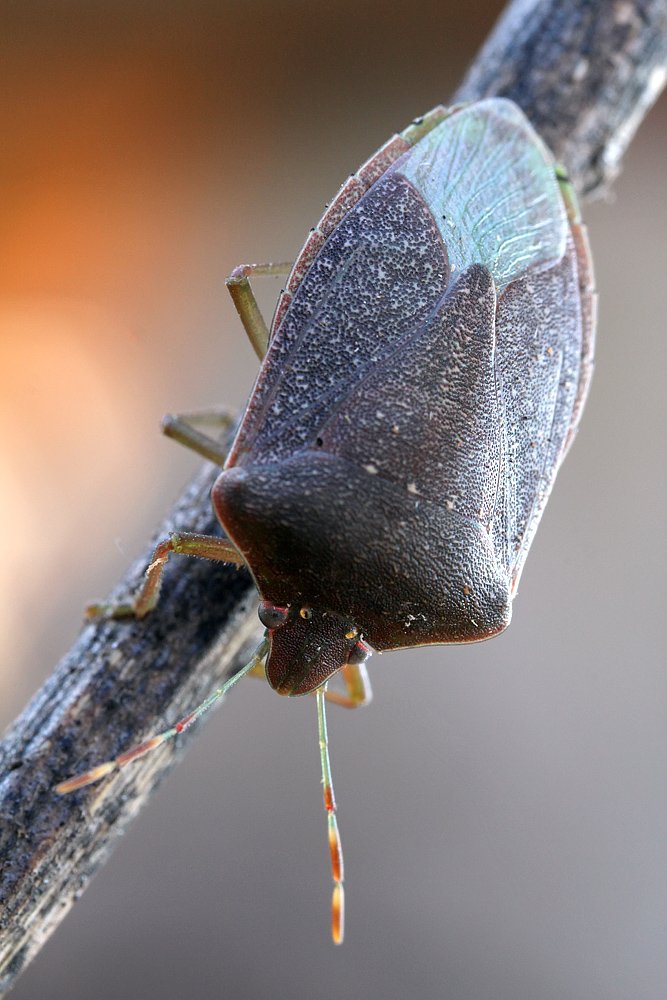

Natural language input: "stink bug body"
[219,97,595,694]
[57,97,596,944]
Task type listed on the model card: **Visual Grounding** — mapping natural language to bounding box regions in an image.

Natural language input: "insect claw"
[84,601,137,621]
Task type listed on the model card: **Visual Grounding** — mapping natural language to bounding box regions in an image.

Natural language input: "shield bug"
[56,98,596,945]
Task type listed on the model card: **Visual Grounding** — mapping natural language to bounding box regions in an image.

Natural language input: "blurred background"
[1,2,665,998]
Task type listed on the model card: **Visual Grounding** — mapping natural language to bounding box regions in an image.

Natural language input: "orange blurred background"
[1,3,665,1000]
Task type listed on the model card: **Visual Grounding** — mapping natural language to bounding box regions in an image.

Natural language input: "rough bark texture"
[455,0,667,196]
[1,0,666,992]
[0,465,260,993]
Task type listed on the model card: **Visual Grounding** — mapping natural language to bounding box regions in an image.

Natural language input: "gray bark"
[1,0,666,992]
[455,0,667,195]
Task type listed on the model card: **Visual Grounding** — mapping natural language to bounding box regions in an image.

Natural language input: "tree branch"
[455,0,667,195]
[1,0,665,992]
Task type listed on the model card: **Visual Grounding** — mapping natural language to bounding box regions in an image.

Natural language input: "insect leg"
[55,638,269,794]
[86,530,246,621]
[161,407,236,465]
[222,653,371,703]
[316,686,345,945]
[225,261,293,360]
[320,662,373,709]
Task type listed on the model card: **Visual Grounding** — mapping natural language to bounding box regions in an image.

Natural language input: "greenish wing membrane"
[396,98,567,293]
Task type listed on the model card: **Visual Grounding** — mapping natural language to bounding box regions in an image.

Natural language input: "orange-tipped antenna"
[55,638,269,795]
[316,685,345,945]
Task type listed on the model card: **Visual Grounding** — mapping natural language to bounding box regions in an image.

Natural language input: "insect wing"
[228,99,569,470]
[226,171,450,467]
[398,97,568,291]
[493,234,586,590]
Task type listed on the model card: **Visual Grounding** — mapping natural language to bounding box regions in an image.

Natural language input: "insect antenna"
[55,637,269,795]
[316,684,345,944]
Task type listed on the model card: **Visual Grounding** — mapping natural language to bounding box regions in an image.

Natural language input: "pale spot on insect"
[404,612,427,628]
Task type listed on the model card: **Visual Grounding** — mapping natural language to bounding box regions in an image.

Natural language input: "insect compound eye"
[347,639,371,666]
[258,602,290,630]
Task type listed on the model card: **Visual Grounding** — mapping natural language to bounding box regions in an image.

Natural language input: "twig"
[455,0,667,195]
[1,0,665,992]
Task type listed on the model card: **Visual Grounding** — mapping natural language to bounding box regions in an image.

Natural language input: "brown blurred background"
[1,2,665,999]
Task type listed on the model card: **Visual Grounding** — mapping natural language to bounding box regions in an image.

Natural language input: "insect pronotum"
[56,98,596,945]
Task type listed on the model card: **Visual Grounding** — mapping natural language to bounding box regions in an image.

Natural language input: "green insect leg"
[238,658,372,710]
[162,259,296,461]
[323,662,373,709]
[163,258,295,464]
[86,530,246,621]
[161,407,236,465]
[226,261,293,360]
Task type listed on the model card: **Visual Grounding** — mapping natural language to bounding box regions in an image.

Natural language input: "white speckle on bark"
[573,58,588,82]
